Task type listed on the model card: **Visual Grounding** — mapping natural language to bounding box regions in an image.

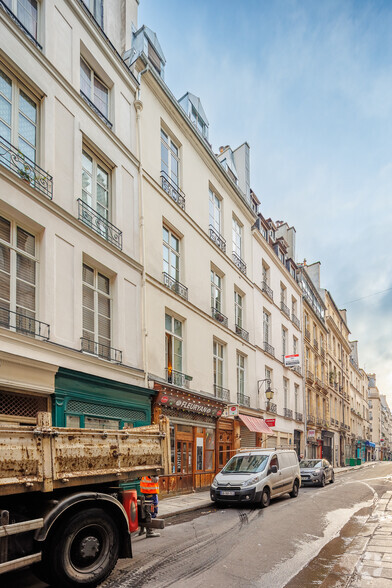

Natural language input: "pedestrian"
[139,475,160,538]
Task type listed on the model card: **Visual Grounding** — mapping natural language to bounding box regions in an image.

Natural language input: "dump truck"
[0,411,170,587]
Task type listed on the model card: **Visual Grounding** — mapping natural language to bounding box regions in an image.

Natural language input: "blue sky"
[139,0,392,399]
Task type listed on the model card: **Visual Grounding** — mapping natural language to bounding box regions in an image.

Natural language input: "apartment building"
[368,374,381,459]
[295,264,329,461]
[0,0,157,428]
[349,342,372,461]
[380,395,392,460]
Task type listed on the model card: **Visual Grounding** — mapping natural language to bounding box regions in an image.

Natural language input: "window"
[80,57,108,118]
[263,310,270,343]
[0,215,37,331]
[82,263,111,358]
[82,148,110,221]
[209,188,221,234]
[282,326,287,357]
[294,384,299,413]
[165,313,183,383]
[82,0,103,27]
[4,0,38,40]
[163,226,179,281]
[234,291,243,328]
[211,270,222,312]
[232,217,242,259]
[265,367,272,388]
[320,333,324,351]
[213,341,224,388]
[292,297,297,316]
[237,353,245,396]
[161,129,179,187]
[0,67,38,162]
[280,284,287,304]
[262,262,270,285]
[283,378,289,408]
[293,336,298,355]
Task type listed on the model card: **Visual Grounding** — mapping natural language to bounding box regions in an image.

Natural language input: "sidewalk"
[159,460,376,519]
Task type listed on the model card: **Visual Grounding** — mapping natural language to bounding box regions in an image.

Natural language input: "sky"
[139,0,392,401]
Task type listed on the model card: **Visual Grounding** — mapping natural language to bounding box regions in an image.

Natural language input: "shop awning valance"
[239,414,273,434]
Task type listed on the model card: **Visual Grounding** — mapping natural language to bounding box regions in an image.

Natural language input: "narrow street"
[5,462,392,588]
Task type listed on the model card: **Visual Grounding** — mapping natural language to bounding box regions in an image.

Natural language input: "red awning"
[239,414,273,434]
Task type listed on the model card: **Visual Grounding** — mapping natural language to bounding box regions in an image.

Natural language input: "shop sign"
[284,354,300,367]
[226,405,239,417]
[157,390,224,417]
[264,419,276,427]
[308,430,316,437]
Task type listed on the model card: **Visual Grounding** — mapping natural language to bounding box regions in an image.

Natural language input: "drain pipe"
[134,66,149,387]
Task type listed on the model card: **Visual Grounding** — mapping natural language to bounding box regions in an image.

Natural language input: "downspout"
[301,293,307,458]
[134,66,149,387]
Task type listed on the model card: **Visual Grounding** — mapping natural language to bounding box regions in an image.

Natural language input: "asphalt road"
[4,462,392,588]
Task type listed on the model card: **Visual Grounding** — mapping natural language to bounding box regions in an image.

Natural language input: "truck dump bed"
[0,413,170,496]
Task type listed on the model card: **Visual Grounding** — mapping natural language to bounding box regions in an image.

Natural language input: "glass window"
[205,428,215,471]
[213,340,224,388]
[234,291,243,328]
[209,188,221,234]
[82,148,110,221]
[222,454,268,473]
[282,326,287,357]
[0,67,38,164]
[4,1,38,40]
[82,0,104,27]
[237,353,245,396]
[293,336,298,355]
[283,378,289,408]
[165,313,183,384]
[161,128,179,187]
[80,57,108,117]
[162,226,180,281]
[211,270,222,312]
[82,263,111,358]
[263,310,270,343]
[232,217,242,258]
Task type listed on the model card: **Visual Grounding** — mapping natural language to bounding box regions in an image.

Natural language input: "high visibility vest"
[140,476,159,494]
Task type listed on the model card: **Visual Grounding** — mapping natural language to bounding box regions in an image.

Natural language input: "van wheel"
[260,487,270,508]
[44,508,119,587]
[290,480,299,498]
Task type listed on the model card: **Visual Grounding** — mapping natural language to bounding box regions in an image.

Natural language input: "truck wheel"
[45,508,119,587]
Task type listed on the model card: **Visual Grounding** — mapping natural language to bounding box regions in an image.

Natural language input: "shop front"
[152,384,227,496]
[322,430,334,463]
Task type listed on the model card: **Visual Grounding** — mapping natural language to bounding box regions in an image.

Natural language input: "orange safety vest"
[140,476,159,494]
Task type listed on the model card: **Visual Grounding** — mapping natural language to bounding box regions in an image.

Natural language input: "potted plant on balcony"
[16,151,31,184]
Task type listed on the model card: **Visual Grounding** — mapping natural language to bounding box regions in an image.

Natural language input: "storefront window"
[170,426,175,473]
[196,437,204,470]
[205,428,215,471]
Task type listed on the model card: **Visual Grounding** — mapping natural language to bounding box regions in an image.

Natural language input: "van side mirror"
[268,465,278,474]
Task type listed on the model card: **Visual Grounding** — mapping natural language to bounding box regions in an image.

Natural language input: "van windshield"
[222,454,269,474]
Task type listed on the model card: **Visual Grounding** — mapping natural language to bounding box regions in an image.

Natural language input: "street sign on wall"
[284,354,300,367]
[264,419,276,427]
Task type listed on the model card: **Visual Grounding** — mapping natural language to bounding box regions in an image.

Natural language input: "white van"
[210,448,301,507]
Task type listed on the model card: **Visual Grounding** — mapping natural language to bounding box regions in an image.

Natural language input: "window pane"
[19,91,37,124]
[17,0,38,39]
[82,264,94,285]
[170,234,179,251]
[18,138,35,162]
[98,315,110,338]
[0,96,11,126]
[98,293,110,317]
[0,245,10,273]
[16,254,35,284]
[165,313,172,332]
[0,271,10,303]
[94,77,108,116]
[0,217,11,243]
[83,284,94,310]
[83,307,94,332]
[16,279,35,311]
[17,227,35,255]
[97,273,109,294]
[18,113,36,146]
[173,318,182,336]
[80,59,92,96]
[97,165,108,188]
[0,69,12,101]
[96,183,108,207]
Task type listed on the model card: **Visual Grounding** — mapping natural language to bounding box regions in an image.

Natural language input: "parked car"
[299,458,335,486]
[210,449,301,507]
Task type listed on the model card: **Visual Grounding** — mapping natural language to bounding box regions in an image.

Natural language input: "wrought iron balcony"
[80,91,112,129]
[266,402,277,414]
[232,251,246,275]
[162,272,188,300]
[0,136,53,199]
[261,280,273,301]
[284,408,293,419]
[0,307,49,340]
[211,307,228,327]
[235,324,249,341]
[0,0,42,49]
[214,385,230,401]
[263,341,275,357]
[208,225,226,253]
[80,337,122,363]
[78,199,123,250]
[291,313,300,329]
[304,328,311,341]
[237,393,250,407]
[161,170,185,210]
[280,301,290,318]
[295,412,303,422]
[307,414,315,424]
[165,368,192,388]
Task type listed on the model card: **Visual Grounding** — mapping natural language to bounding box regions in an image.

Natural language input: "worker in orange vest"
[139,476,160,538]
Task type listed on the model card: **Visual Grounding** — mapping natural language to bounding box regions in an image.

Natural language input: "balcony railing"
[266,402,277,414]
[208,225,226,253]
[81,337,122,363]
[162,272,188,300]
[78,199,123,250]
[211,307,228,327]
[235,324,249,341]
[263,341,275,357]
[306,369,314,382]
[295,412,303,422]
[261,281,273,301]
[315,377,322,388]
[0,307,49,340]
[165,368,192,388]
[280,301,290,318]
[305,328,311,341]
[232,251,246,275]
[0,135,53,199]
[80,91,113,129]
[214,385,230,402]
[161,170,185,210]
[0,0,43,49]
[291,314,300,329]
[284,408,293,419]
[237,393,250,407]
[292,365,302,376]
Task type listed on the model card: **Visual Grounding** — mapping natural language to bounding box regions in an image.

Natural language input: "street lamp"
[258,379,274,410]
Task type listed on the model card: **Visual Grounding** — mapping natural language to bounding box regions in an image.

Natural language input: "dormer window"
[148,41,162,76]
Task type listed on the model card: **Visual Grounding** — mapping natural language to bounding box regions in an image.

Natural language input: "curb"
[160,500,214,519]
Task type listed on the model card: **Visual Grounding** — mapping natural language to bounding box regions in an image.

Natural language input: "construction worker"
[139,475,160,538]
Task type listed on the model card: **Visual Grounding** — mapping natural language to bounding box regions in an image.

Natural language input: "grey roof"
[180,92,209,125]
[139,25,166,64]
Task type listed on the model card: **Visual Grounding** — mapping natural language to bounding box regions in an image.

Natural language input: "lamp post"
[258,379,274,410]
